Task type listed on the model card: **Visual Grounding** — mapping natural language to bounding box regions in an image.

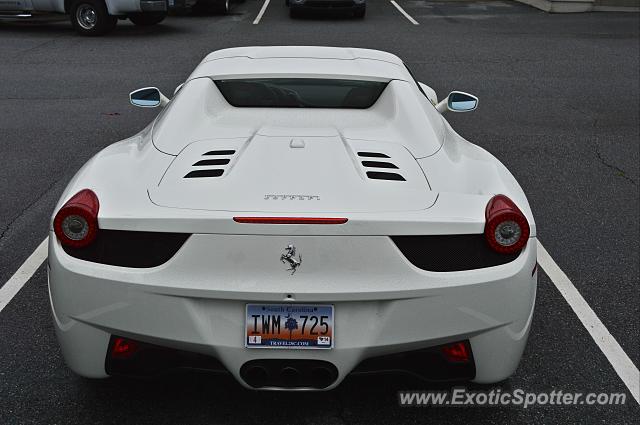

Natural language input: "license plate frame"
[245,304,334,350]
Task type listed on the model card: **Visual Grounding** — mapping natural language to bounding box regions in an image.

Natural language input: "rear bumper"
[140,0,168,12]
[48,233,537,389]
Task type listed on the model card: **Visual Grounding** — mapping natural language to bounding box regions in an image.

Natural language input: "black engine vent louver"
[366,171,406,181]
[204,150,236,156]
[184,150,236,179]
[358,151,390,158]
[193,159,230,166]
[185,169,224,178]
[361,160,398,169]
[358,152,406,181]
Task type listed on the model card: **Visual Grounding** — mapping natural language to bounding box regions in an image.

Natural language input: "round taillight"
[53,189,100,248]
[484,194,530,254]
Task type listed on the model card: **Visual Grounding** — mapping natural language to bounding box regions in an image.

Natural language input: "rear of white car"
[48,47,537,390]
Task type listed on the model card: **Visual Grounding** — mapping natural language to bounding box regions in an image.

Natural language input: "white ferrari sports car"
[48,46,537,390]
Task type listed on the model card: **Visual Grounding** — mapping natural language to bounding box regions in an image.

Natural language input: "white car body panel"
[49,46,537,390]
[152,78,445,158]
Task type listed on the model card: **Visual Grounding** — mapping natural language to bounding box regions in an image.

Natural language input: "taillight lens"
[484,194,530,254]
[53,189,100,248]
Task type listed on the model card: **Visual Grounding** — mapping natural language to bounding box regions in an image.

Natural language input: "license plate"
[245,304,334,349]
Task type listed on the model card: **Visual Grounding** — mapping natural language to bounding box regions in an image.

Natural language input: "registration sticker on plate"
[245,304,334,349]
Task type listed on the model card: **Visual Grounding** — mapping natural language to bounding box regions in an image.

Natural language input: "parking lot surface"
[0,1,638,423]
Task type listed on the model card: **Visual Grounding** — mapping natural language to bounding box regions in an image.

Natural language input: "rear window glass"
[214,78,388,109]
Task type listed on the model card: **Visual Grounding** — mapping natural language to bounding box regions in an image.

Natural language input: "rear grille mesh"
[391,234,521,271]
[62,230,190,268]
[184,149,235,178]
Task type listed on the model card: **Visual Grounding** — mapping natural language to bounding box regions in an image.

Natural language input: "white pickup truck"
[0,0,228,35]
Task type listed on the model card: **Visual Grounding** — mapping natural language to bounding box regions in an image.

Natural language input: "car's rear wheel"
[289,6,300,17]
[70,0,117,36]
[128,12,167,26]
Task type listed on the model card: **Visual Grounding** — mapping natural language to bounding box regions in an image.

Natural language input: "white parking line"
[0,236,637,405]
[538,240,639,404]
[0,237,48,314]
[253,0,271,24]
[390,0,419,25]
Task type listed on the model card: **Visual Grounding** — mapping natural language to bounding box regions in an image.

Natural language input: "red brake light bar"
[233,217,348,225]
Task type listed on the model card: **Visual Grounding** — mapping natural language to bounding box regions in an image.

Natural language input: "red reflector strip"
[440,341,471,363]
[111,337,139,359]
[233,217,348,225]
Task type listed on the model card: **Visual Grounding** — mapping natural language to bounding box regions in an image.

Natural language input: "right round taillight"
[484,194,530,254]
[53,189,100,248]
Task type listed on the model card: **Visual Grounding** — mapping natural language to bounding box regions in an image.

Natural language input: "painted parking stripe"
[0,237,48,314]
[538,240,639,404]
[253,0,271,24]
[390,0,419,25]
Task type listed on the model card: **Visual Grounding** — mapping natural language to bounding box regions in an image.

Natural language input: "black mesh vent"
[362,161,399,169]
[204,150,235,155]
[353,341,475,382]
[185,169,224,178]
[193,158,230,166]
[105,336,228,377]
[358,152,390,158]
[366,171,406,181]
[391,234,520,272]
[62,230,190,268]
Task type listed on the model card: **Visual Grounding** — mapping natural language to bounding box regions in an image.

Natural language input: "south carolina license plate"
[245,304,334,349]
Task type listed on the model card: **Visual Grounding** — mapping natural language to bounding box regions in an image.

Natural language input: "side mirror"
[436,91,478,114]
[129,87,170,108]
[418,82,438,106]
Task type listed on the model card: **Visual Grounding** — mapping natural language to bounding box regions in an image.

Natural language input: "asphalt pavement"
[0,1,638,423]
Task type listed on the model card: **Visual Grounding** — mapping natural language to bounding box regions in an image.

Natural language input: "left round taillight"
[53,189,100,248]
[484,194,530,254]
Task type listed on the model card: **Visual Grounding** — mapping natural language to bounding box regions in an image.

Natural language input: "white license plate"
[245,304,334,349]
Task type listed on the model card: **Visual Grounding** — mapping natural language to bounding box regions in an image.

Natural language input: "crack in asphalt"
[595,148,637,185]
[0,177,61,243]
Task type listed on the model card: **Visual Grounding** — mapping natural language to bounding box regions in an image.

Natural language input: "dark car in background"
[286,0,366,18]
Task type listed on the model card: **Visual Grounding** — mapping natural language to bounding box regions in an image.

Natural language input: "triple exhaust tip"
[241,360,338,389]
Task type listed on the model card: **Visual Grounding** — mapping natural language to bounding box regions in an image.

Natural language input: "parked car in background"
[190,0,235,14]
[286,0,366,18]
[0,0,200,35]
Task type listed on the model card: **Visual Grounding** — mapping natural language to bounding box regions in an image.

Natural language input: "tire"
[289,6,300,17]
[353,6,365,18]
[70,0,117,36]
[212,0,230,14]
[129,12,167,26]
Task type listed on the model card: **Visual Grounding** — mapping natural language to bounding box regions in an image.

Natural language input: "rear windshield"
[214,78,388,109]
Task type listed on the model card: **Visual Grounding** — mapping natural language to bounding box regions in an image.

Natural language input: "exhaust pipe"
[240,359,338,389]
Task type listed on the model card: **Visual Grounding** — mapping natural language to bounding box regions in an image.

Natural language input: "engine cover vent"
[183,149,236,178]
[358,152,405,181]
